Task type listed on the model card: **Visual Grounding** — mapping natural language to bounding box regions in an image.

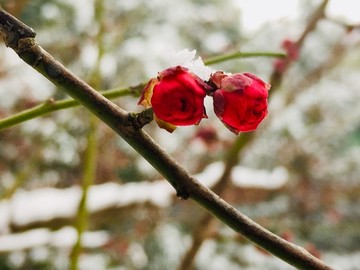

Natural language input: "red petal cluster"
[138,66,270,134]
[210,71,270,134]
[138,66,208,132]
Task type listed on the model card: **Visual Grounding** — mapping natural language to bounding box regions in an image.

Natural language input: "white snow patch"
[11,187,81,226]
[128,243,148,269]
[78,253,109,270]
[195,162,288,189]
[196,162,224,187]
[0,181,174,232]
[232,166,288,189]
[87,181,174,212]
[0,227,109,252]
[166,49,214,80]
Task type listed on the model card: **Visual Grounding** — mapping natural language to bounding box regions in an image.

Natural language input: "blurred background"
[0,0,359,269]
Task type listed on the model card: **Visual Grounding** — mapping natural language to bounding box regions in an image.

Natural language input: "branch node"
[0,8,36,48]
[128,108,154,129]
[16,36,36,54]
[45,98,56,105]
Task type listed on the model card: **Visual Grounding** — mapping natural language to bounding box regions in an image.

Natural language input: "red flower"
[138,66,209,132]
[210,71,270,134]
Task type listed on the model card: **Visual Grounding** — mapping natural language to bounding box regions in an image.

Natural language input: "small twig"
[269,0,329,90]
[0,8,333,270]
[285,35,354,105]
[0,87,139,130]
[325,16,360,31]
[297,0,329,46]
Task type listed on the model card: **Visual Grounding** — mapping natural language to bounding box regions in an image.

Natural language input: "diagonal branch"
[0,8,333,270]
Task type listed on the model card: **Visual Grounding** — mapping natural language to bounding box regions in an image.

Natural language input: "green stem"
[0,87,138,130]
[205,51,286,65]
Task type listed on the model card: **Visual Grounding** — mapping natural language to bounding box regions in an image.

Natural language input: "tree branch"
[0,8,333,270]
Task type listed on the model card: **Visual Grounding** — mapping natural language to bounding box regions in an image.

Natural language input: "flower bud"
[210,71,270,134]
[282,39,299,61]
[273,39,299,73]
[138,66,209,132]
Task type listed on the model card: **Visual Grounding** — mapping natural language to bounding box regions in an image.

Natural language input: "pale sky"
[237,0,359,33]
